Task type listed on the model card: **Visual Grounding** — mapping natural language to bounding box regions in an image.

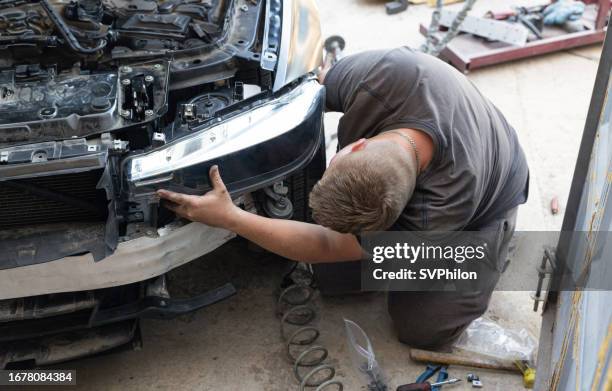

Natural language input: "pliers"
[415,364,449,391]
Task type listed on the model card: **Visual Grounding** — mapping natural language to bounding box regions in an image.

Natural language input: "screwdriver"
[396,378,461,391]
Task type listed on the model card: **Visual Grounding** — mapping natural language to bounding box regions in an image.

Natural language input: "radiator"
[0,170,108,229]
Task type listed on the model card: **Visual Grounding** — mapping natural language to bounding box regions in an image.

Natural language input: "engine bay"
[0,0,228,67]
[0,0,278,146]
[0,0,299,258]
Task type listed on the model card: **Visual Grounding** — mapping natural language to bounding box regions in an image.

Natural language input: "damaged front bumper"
[0,221,235,300]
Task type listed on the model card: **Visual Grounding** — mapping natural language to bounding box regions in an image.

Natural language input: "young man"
[157,47,529,349]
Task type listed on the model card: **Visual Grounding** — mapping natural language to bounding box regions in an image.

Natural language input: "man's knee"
[390,311,467,350]
[387,291,490,350]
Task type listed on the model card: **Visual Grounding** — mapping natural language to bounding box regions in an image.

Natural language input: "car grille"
[0,170,108,229]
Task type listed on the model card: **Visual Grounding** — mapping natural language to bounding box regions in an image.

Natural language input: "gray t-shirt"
[324,47,529,230]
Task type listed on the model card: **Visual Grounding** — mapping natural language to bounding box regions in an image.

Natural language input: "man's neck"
[375,129,434,173]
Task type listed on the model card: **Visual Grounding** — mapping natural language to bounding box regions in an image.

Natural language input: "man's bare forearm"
[228,208,362,263]
[156,166,360,263]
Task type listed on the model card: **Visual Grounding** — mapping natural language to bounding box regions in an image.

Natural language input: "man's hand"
[157,165,239,230]
[157,165,362,264]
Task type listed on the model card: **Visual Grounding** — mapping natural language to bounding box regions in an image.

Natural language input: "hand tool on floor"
[397,364,460,391]
[415,364,441,383]
[432,366,448,391]
[409,347,520,372]
[396,378,461,391]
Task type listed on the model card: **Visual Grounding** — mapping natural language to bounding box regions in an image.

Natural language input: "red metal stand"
[420,0,610,73]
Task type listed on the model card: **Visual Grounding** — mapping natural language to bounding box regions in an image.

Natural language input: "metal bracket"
[532,247,557,312]
[439,9,529,46]
[260,0,281,70]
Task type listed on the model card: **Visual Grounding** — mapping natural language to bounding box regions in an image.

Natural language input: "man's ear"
[350,138,367,152]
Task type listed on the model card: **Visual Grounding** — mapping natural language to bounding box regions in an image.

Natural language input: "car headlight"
[125,80,323,189]
[273,0,323,91]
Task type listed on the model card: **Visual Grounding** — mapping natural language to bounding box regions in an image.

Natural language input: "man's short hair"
[309,142,416,234]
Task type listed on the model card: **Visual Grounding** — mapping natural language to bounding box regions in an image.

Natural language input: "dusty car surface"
[0,0,324,367]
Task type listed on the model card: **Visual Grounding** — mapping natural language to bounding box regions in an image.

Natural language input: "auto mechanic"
[157,47,529,349]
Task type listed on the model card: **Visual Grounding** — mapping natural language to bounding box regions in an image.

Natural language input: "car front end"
[0,0,325,367]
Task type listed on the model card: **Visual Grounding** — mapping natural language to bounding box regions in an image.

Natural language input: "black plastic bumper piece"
[89,283,237,327]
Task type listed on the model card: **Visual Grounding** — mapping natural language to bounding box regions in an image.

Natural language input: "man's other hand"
[157,165,238,229]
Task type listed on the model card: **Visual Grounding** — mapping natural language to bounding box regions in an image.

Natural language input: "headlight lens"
[273,0,323,91]
[127,80,323,184]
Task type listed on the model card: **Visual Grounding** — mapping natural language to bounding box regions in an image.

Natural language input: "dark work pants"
[312,207,518,350]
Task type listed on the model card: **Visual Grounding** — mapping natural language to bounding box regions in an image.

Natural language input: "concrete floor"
[43,0,602,390]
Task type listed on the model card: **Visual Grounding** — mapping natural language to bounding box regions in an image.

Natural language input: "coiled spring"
[277,264,344,391]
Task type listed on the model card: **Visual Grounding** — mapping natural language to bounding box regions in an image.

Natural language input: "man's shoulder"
[376,47,448,68]
[333,47,423,75]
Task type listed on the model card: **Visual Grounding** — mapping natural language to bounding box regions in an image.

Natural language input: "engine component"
[0,68,117,125]
[1,8,42,36]
[0,0,229,66]
[179,90,232,127]
[119,14,191,38]
[233,81,244,101]
[151,132,166,147]
[103,0,157,15]
[190,93,229,118]
[64,0,105,23]
[180,103,197,122]
[39,0,108,53]
[0,61,169,146]
[0,4,56,45]
[120,72,155,121]
[263,182,293,220]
